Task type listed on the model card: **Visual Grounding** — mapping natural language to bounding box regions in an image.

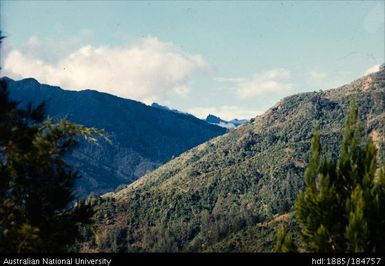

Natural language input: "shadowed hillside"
[4,77,226,197]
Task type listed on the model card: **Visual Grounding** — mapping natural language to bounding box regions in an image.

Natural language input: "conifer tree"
[274,225,296,252]
[294,102,385,252]
[0,79,103,252]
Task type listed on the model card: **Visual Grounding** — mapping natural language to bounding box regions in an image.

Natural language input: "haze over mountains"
[82,69,385,252]
[4,77,226,197]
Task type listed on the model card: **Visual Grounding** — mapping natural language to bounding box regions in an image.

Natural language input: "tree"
[0,79,104,252]
[274,225,296,252]
[294,102,385,252]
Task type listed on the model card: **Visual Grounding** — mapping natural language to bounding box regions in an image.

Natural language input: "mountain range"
[4,77,226,197]
[81,69,385,252]
[151,103,249,129]
[205,114,249,129]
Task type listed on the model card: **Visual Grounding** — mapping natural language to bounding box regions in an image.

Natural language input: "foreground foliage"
[292,102,385,252]
[0,80,102,252]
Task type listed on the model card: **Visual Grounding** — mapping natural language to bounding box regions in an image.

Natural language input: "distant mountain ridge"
[84,69,385,252]
[4,77,226,197]
[150,102,187,115]
[151,103,248,129]
[205,114,248,129]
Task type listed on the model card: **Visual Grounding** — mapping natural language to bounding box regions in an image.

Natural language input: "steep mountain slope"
[4,77,226,197]
[84,69,385,252]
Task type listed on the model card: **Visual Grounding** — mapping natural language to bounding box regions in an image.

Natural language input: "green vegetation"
[275,225,296,252]
[83,69,385,252]
[0,80,102,252]
[287,102,385,252]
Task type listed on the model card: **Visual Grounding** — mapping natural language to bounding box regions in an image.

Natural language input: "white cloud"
[173,85,190,97]
[3,36,209,103]
[236,68,293,98]
[364,64,380,75]
[309,70,328,83]
[188,105,261,120]
[213,77,247,83]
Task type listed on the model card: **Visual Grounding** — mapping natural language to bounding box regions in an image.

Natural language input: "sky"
[1,0,384,120]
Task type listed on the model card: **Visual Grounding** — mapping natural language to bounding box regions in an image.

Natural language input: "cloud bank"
[3,36,209,103]
[188,105,261,121]
[364,64,380,75]
[188,69,294,120]
[236,68,293,98]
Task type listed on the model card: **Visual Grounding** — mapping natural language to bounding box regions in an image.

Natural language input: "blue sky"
[1,0,384,120]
